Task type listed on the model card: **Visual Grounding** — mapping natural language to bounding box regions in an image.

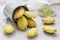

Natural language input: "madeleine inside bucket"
[12,6,29,22]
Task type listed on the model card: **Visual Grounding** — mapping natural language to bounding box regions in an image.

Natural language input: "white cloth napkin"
[26,0,49,10]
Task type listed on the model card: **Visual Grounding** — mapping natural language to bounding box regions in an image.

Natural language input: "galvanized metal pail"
[4,3,29,24]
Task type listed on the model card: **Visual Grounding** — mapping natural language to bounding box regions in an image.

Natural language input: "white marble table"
[0,0,60,40]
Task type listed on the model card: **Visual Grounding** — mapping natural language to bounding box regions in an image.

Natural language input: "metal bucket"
[4,3,29,24]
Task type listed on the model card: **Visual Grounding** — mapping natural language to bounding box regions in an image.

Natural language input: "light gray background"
[0,0,60,40]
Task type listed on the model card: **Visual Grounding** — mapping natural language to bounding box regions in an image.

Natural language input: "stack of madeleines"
[4,7,57,38]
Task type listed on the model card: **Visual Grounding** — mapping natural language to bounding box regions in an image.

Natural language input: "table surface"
[0,0,60,40]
